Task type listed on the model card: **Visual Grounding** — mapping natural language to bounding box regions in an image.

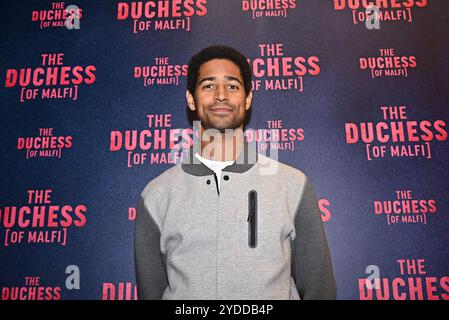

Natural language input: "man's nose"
[215,84,229,101]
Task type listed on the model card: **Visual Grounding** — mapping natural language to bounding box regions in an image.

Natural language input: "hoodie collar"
[181,138,258,176]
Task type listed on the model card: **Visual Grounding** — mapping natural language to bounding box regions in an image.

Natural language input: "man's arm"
[134,196,168,300]
[292,177,337,300]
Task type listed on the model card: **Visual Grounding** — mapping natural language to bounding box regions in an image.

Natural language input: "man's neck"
[199,126,245,162]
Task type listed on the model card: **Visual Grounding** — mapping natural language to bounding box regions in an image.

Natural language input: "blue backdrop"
[1,0,448,300]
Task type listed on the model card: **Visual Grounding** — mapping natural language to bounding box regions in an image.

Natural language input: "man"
[134,45,337,300]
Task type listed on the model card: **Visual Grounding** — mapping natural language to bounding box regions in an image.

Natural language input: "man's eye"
[203,84,214,89]
[228,84,239,90]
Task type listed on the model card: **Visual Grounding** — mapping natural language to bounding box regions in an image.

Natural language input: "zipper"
[247,190,257,248]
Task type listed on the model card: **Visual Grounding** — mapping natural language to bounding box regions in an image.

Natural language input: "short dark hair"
[187,45,252,96]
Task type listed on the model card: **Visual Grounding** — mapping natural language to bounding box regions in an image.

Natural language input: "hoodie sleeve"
[292,177,337,300]
[134,195,168,300]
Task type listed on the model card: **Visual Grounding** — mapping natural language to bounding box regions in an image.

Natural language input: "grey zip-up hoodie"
[134,140,336,300]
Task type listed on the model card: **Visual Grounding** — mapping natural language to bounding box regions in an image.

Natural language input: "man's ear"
[186,90,196,111]
[245,91,253,111]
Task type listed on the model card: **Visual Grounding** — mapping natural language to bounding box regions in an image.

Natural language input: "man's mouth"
[209,105,233,114]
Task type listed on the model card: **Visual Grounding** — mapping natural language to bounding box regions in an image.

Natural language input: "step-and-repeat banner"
[1,0,448,300]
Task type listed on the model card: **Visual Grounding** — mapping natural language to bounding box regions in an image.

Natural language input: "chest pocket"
[247,190,258,249]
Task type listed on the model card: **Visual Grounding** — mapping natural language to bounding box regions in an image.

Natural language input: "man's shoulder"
[140,163,183,199]
[256,153,308,183]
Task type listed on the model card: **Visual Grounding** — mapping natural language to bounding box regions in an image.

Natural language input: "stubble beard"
[200,102,245,134]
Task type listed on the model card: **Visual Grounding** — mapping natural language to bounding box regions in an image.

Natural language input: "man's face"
[186,59,253,132]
